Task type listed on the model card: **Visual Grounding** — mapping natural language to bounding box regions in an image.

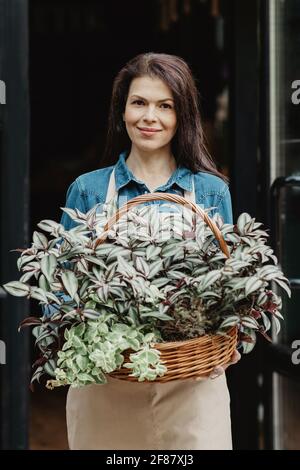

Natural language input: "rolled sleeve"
[60,179,87,230]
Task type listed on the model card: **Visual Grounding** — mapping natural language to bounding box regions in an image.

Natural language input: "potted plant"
[3,194,290,388]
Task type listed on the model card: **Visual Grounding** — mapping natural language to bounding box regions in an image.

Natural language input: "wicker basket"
[95,192,238,382]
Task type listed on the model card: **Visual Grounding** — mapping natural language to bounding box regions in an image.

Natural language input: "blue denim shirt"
[61,151,233,229]
[44,151,232,317]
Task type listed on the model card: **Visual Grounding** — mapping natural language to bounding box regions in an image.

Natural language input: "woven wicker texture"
[95,192,237,382]
[110,326,237,382]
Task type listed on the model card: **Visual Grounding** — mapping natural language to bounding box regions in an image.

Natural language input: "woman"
[62,52,240,450]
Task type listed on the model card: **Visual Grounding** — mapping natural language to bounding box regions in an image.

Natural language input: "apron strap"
[105,167,196,204]
[183,177,196,204]
[105,168,117,203]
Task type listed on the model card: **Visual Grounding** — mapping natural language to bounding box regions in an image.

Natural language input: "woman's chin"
[133,141,167,153]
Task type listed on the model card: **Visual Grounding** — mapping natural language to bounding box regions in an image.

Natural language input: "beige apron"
[66,168,233,450]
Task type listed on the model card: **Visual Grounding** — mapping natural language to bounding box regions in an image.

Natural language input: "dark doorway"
[29,0,230,228]
[28,0,256,450]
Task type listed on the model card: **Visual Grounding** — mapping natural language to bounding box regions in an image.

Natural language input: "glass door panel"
[268,0,300,450]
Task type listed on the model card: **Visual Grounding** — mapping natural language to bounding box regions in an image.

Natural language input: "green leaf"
[201,270,222,290]
[40,254,57,283]
[61,271,78,299]
[225,278,248,290]
[146,245,161,260]
[241,316,259,329]
[148,260,164,279]
[245,277,264,296]
[237,213,252,235]
[225,233,241,243]
[273,278,291,298]
[73,323,86,338]
[135,256,150,277]
[33,231,48,249]
[19,272,35,283]
[260,311,271,332]
[82,309,101,320]
[225,260,251,271]
[273,316,281,335]
[151,277,169,288]
[76,355,89,371]
[61,207,83,222]
[37,220,62,233]
[273,310,284,320]
[44,359,57,377]
[95,243,113,256]
[107,246,130,262]
[79,278,90,297]
[257,266,281,281]
[257,291,268,306]
[116,255,136,278]
[167,270,184,280]
[241,328,257,354]
[31,366,44,384]
[161,243,178,258]
[3,281,30,297]
[39,274,50,291]
[140,310,173,321]
[85,256,107,269]
[97,285,109,303]
[30,287,49,303]
[219,315,240,329]
[18,254,37,271]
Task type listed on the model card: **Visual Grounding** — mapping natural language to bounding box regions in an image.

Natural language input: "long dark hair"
[104,52,227,182]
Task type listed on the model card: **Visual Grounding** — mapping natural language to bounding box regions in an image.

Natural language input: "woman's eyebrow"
[130,94,174,102]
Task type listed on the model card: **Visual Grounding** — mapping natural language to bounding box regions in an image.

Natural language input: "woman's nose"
[143,105,157,121]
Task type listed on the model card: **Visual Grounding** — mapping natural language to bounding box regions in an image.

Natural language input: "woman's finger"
[230,349,241,365]
[221,349,242,372]
[209,365,224,379]
[207,350,242,380]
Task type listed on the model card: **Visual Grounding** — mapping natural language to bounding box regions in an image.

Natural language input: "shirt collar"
[114,151,193,192]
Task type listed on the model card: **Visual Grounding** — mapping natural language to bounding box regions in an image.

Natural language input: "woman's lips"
[137,127,162,137]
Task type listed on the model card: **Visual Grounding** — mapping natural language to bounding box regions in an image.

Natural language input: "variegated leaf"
[273,278,291,298]
[40,253,57,283]
[201,270,222,290]
[3,281,30,297]
[245,277,264,296]
[61,271,78,299]
[134,256,150,277]
[33,231,48,250]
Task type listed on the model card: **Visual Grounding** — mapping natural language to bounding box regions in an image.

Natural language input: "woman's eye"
[131,100,172,109]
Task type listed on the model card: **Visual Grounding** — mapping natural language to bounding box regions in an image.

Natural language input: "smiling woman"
[124,76,177,146]
[58,52,238,450]
[104,53,227,182]
[122,75,178,190]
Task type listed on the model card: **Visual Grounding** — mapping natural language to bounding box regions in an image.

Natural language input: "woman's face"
[123,76,177,154]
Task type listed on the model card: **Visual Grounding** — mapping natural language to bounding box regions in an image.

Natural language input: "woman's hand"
[209,349,241,380]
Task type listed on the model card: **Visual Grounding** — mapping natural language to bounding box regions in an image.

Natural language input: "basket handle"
[94,192,230,258]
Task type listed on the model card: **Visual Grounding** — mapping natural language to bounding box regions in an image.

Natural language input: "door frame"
[0,0,30,450]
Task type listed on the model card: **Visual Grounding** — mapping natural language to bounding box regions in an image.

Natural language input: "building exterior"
[0,0,300,450]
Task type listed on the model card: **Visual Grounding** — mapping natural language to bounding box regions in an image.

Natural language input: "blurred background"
[1,0,300,450]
